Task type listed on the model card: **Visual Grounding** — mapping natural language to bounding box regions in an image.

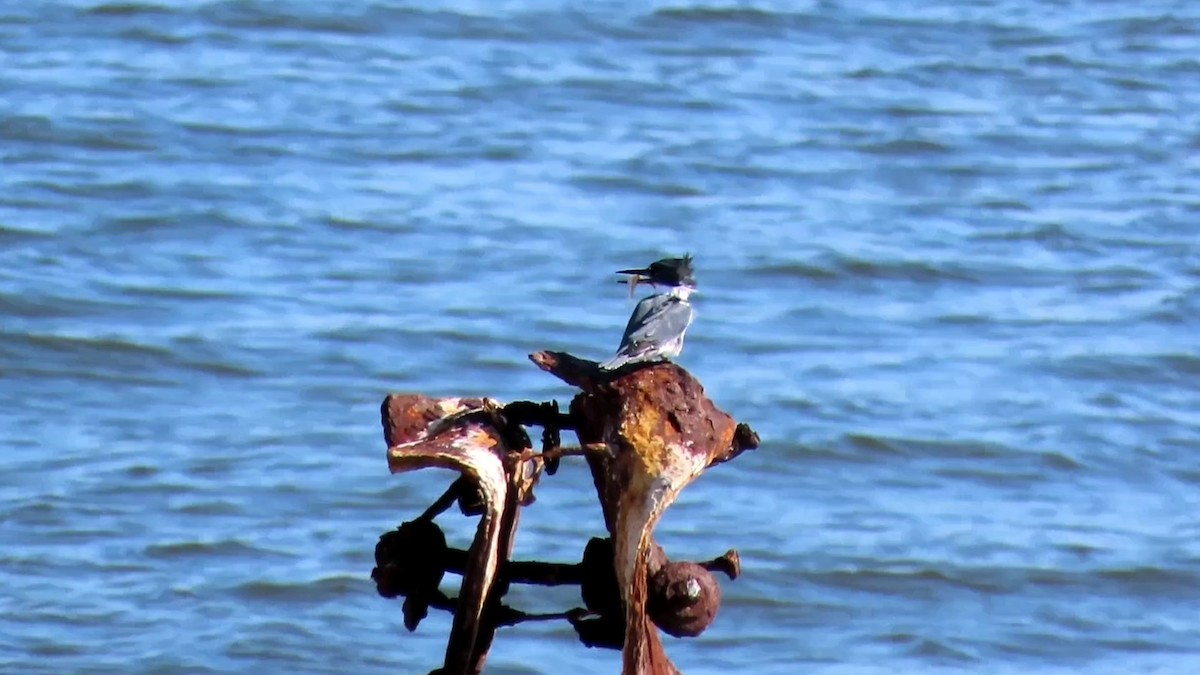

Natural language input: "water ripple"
[2,1,1198,673]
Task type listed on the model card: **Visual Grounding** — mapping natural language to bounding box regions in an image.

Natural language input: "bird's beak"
[616,267,653,277]
[617,268,652,298]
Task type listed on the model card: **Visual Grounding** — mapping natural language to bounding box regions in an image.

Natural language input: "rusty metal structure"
[372,351,760,674]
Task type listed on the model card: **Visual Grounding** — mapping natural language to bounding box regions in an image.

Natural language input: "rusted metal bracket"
[372,353,759,675]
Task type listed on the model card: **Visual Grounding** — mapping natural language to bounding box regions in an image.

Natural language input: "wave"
[750,251,981,285]
[144,539,289,560]
[79,2,172,18]
[800,563,1200,598]
[230,576,369,603]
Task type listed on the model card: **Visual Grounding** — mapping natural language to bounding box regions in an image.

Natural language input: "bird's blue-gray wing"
[615,294,663,350]
[616,295,694,357]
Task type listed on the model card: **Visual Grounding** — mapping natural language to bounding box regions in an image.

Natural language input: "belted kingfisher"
[600,255,697,371]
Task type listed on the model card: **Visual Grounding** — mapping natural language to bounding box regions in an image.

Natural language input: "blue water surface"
[2,1,1199,673]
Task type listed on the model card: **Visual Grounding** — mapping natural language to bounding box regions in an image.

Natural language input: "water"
[2,1,1198,673]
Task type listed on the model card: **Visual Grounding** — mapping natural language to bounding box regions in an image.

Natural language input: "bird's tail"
[599,353,630,371]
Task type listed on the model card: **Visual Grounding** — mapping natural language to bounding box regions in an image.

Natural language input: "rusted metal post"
[530,351,758,675]
[373,353,758,675]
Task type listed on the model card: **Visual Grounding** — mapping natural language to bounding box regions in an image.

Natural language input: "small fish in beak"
[617,265,656,298]
[626,273,643,297]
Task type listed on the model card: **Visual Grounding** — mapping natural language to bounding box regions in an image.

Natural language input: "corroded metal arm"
[530,351,759,675]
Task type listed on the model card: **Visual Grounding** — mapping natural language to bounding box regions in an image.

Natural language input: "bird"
[600,255,697,371]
